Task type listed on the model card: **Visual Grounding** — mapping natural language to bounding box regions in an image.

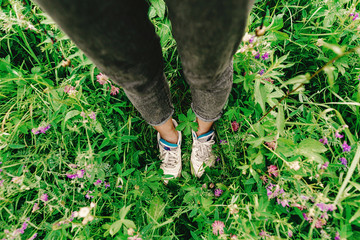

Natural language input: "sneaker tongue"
[159,139,178,151]
[197,130,214,143]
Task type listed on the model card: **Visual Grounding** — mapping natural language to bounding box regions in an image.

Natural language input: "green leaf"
[276,105,285,135]
[109,220,123,236]
[150,0,166,19]
[8,144,25,149]
[269,14,284,31]
[62,110,80,132]
[148,196,165,223]
[254,79,267,113]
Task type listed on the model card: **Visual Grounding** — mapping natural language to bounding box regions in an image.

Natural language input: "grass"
[0,0,360,239]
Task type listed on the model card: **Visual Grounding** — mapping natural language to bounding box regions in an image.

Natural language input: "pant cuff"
[147,108,174,126]
[191,103,222,122]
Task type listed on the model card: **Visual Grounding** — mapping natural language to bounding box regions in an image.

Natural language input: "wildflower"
[117,185,123,188]
[64,85,76,93]
[249,35,255,43]
[104,182,110,188]
[127,228,135,236]
[219,140,227,144]
[242,33,252,42]
[78,207,90,217]
[66,173,77,179]
[263,78,274,84]
[319,137,328,145]
[228,204,239,214]
[335,131,344,139]
[267,165,279,177]
[230,234,238,240]
[212,220,225,236]
[77,169,85,178]
[315,218,327,228]
[289,161,300,171]
[216,157,220,162]
[342,141,351,152]
[350,12,359,21]
[12,176,23,184]
[110,85,120,96]
[28,233,38,240]
[214,189,223,197]
[302,213,313,222]
[335,232,340,240]
[41,193,48,202]
[320,162,329,170]
[254,52,260,59]
[17,221,28,234]
[258,69,265,75]
[316,39,324,47]
[231,121,239,131]
[278,199,290,207]
[265,140,277,150]
[239,46,248,53]
[94,179,102,185]
[288,230,293,238]
[31,128,40,135]
[260,175,268,184]
[32,203,39,213]
[340,157,347,167]
[259,230,270,238]
[85,191,94,199]
[89,111,96,120]
[262,52,270,60]
[96,73,109,85]
[0,180,4,187]
[209,183,215,188]
[80,111,86,118]
[128,235,142,240]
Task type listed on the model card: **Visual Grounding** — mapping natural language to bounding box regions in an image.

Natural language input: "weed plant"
[0,0,360,239]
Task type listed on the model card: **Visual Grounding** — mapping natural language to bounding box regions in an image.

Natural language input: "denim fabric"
[33,0,254,125]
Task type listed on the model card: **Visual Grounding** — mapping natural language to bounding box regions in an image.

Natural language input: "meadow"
[0,0,360,239]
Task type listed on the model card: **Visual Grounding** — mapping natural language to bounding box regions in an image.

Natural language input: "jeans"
[33,0,254,126]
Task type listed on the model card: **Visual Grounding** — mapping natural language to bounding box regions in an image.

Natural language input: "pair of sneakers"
[157,119,215,183]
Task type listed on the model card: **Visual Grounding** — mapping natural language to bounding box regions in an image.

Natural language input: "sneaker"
[190,129,216,178]
[157,119,182,184]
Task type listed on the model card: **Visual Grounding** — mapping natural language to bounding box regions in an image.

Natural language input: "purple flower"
[267,165,279,177]
[254,52,260,59]
[29,233,38,240]
[104,181,110,188]
[340,157,347,167]
[0,180,4,186]
[288,230,293,238]
[216,157,220,162]
[214,189,223,197]
[350,12,359,21]
[319,137,328,145]
[212,220,225,236]
[219,140,227,144]
[77,169,85,178]
[258,69,265,75]
[249,36,255,43]
[94,179,102,185]
[342,141,351,152]
[335,131,344,139]
[262,52,270,60]
[89,111,96,120]
[41,193,49,202]
[320,162,329,170]
[259,230,270,238]
[85,190,94,199]
[66,174,77,179]
[31,128,40,135]
[335,232,340,240]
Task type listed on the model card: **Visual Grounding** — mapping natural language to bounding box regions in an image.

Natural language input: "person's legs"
[33,0,174,127]
[167,0,254,123]
[167,0,254,177]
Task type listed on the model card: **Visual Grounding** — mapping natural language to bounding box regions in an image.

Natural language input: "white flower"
[78,207,90,217]
[289,161,300,171]
[316,39,324,47]
[242,32,252,42]
[90,202,96,208]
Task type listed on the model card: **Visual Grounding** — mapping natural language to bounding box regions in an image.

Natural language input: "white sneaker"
[190,129,216,178]
[157,119,182,184]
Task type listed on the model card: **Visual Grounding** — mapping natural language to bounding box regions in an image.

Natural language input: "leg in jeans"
[33,0,175,128]
[167,0,254,134]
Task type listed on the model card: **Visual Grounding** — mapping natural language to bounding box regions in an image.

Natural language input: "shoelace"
[193,139,215,162]
[160,148,179,169]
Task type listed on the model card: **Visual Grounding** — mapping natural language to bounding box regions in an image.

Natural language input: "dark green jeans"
[34,0,254,125]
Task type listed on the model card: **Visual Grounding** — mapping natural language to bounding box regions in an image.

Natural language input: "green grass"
[0,0,360,239]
